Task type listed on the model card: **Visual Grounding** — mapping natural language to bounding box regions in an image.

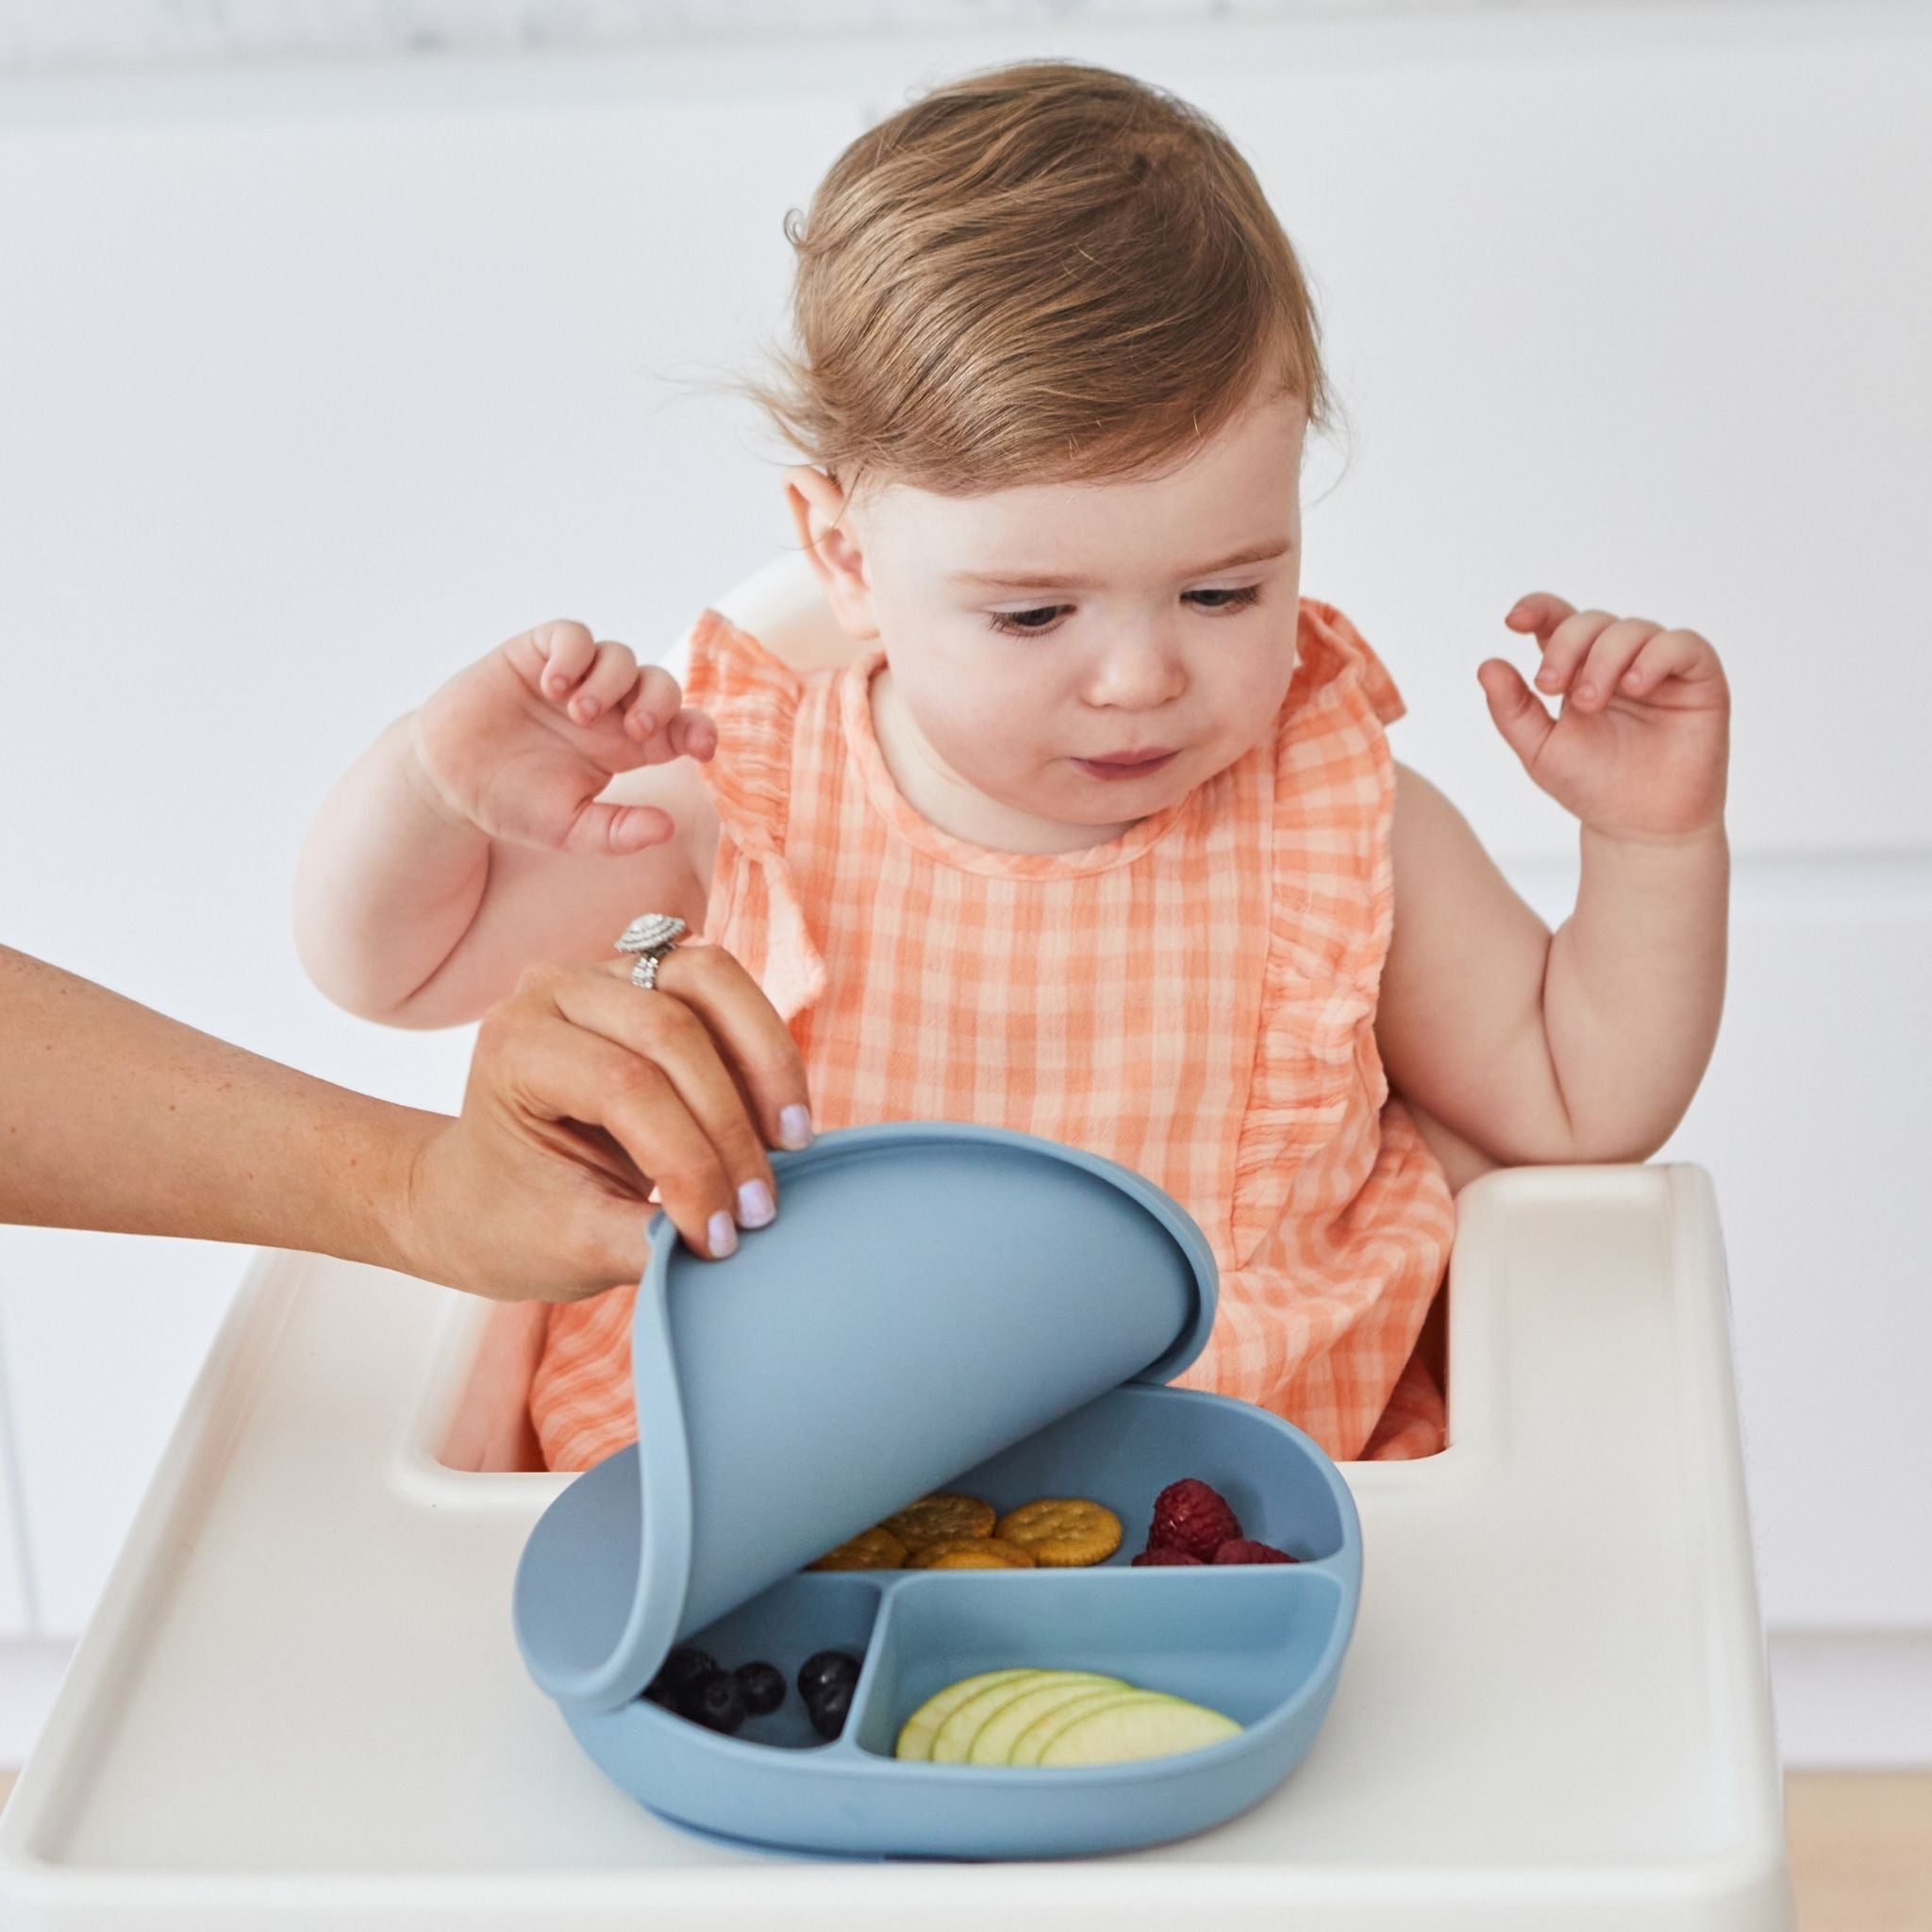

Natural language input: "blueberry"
[807,1676,854,1740]
[734,1660,787,1717]
[643,1645,720,1708]
[661,1646,719,1690]
[797,1649,861,1705]
[677,1671,747,1735]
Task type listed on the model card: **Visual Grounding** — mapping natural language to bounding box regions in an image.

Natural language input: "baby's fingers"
[1505,593,1593,684]
[1530,608,1617,700]
[1569,617,1661,711]
[525,621,598,701]
[666,708,718,761]
[624,665,719,763]
[565,641,641,726]
[1617,626,1723,697]
[621,663,688,741]
[1505,591,1575,641]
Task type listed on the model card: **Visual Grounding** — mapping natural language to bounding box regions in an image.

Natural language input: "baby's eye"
[988,605,1068,637]
[1185,585,1263,614]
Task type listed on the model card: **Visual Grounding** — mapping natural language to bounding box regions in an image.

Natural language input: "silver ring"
[615,913,687,990]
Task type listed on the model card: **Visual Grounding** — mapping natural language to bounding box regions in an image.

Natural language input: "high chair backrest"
[655,549,851,686]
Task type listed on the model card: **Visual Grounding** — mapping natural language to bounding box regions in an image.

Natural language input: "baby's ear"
[784,465,879,641]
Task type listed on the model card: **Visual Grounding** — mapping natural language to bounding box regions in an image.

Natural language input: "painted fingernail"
[738,1179,775,1228]
[779,1104,813,1150]
[708,1210,738,1257]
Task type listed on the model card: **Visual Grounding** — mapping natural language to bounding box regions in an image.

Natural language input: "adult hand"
[399,944,814,1300]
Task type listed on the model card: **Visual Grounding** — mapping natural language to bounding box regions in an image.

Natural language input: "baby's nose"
[1086,623,1186,697]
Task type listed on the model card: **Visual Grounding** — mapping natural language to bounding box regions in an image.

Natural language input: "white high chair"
[0,557,1794,1929]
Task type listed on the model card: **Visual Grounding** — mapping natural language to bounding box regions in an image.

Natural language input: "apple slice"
[1008,1687,1152,1766]
[931,1671,1122,1765]
[894,1669,1035,1761]
[966,1674,1132,1766]
[1038,1692,1241,1767]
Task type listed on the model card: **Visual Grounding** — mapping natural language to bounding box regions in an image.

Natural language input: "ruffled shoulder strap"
[677,608,827,1026]
[679,607,807,851]
[1289,597,1407,727]
[1269,597,1405,989]
[1227,597,1406,1262]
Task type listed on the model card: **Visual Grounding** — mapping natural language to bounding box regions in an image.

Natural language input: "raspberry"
[1131,1545,1204,1566]
[1147,1478,1242,1561]
[1211,1538,1296,1565]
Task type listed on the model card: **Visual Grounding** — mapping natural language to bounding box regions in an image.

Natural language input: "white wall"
[1,0,1927,1765]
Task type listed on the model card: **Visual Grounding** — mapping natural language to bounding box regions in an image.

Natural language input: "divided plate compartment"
[557,1383,1361,1858]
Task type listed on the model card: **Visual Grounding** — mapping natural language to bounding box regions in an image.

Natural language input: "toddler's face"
[793,386,1306,845]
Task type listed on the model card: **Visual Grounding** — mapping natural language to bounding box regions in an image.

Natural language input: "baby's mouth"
[1071,749,1180,781]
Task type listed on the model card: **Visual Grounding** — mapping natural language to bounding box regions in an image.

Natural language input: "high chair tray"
[0,1165,1794,1928]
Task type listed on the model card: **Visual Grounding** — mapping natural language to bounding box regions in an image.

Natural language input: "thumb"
[558,798,676,858]
[556,1191,656,1298]
[1477,658,1555,773]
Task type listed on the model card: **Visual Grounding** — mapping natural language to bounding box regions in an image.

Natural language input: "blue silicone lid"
[515,1121,1219,1711]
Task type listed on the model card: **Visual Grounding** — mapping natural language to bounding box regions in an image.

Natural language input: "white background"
[1,0,1927,1765]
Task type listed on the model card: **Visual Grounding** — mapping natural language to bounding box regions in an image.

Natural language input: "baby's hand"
[411,621,719,855]
[1477,593,1729,842]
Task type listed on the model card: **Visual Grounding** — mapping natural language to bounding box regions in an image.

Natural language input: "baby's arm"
[1374,594,1729,1165]
[295,623,716,1028]
[1399,1095,1502,1196]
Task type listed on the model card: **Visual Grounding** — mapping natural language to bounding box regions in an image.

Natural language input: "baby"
[296,60,1729,1474]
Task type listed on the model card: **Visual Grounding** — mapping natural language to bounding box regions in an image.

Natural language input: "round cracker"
[808,1523,909,1572]
[882,1492,996,1549]
[908,1536,1036,1570]
[993,1497,1123,1568]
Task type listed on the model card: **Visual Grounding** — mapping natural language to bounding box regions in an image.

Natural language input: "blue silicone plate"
[513,1122,1362,1858]
[555,1386,1361,1858]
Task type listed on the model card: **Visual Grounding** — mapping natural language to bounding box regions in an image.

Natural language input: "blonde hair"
[730,58,1335,499]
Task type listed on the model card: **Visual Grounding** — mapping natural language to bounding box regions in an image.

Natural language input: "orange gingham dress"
[530,596,1457,1472]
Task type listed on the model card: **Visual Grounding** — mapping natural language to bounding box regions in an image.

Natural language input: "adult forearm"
[0,946,438,1270]
[1541,823,1729,1158]
[291,712,492,1022]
